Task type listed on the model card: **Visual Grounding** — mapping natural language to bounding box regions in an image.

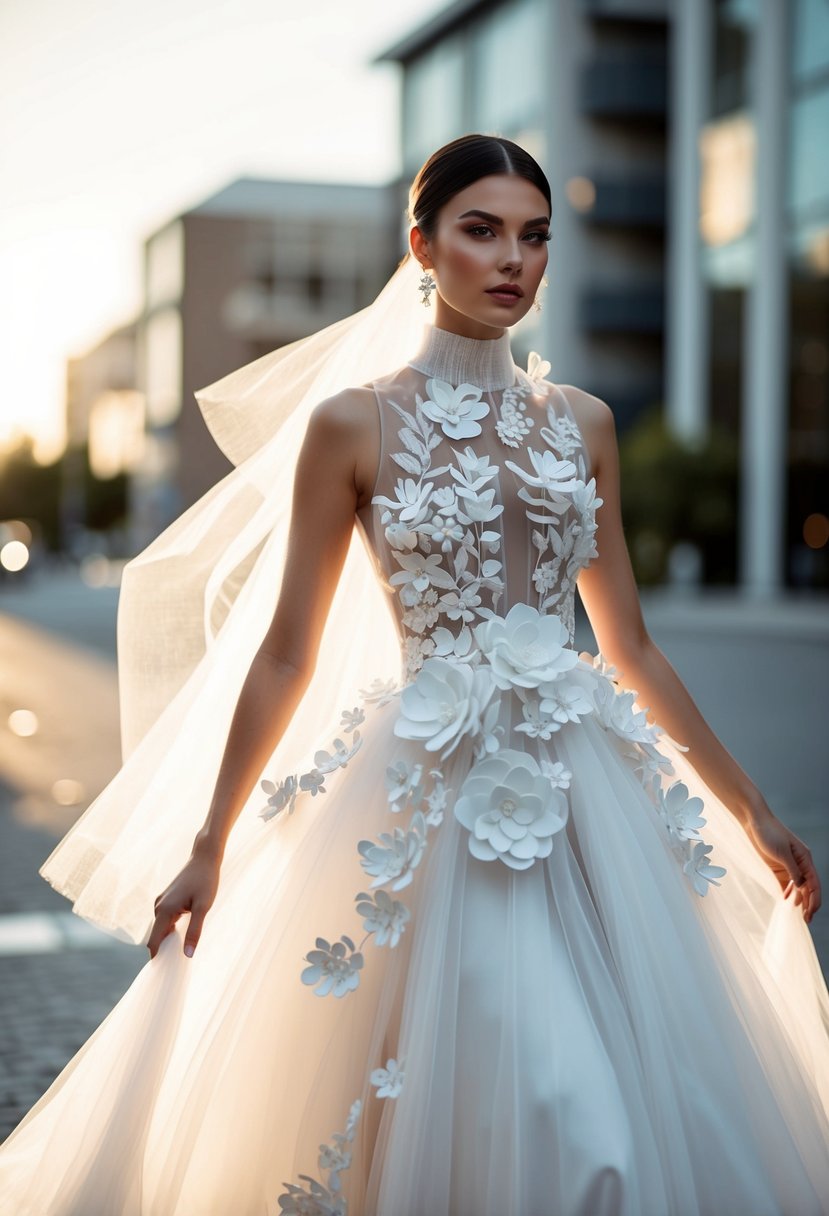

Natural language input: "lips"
[486,283,524,299]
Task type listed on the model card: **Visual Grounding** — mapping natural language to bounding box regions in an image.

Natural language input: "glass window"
[473,0,541,134]
[404,37,466,173]
[792,0,829,82]
[789,86,829,219]
[145,307,182,427]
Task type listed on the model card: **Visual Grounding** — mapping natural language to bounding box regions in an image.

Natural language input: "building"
[376,0,829,593]
[133,178,400,547]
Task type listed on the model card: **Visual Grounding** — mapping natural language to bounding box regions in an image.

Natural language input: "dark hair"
[408,133,552,240]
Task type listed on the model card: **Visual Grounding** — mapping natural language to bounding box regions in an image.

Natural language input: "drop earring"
[533,274,549,313]
[418,269,437,307]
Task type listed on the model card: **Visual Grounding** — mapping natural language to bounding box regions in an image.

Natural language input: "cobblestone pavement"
[1,571,827,1146]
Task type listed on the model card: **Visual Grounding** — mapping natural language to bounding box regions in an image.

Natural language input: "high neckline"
[407,323,518,391]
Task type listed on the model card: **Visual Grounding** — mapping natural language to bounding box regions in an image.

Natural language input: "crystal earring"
[418,269,437,307]
[533,274,549,313]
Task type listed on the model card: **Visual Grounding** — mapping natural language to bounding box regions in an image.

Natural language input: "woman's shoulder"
[552,382,617,477]
[554,382,614,429]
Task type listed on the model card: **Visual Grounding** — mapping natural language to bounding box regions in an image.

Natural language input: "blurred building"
[64,322,141,552]
[377,0,829,593]
[132,178,400,548]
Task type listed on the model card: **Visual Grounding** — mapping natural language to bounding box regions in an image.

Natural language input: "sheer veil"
[39,253,431,944]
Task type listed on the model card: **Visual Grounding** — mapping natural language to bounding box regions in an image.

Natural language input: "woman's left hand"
[742,811,821,923]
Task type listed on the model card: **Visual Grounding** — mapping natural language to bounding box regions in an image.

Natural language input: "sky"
[0,0,448,462]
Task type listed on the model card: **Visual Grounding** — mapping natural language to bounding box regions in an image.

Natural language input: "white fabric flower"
[259,774,298,821]
[538,677,595,727]
[385,760,424,812]
[370,1056,405,1098]
[540,759,572,788]
[384,521,418,550]
[277,1176,346,1215]
[592,681,658,746]
[390,550,455,593]
[424,777,450,825]
[344,1099,362,1142]
[373,477,434,524]
[453,749,568,870]
[421,378,490,440]
[299,769,326,796]
[656,780,707,846]
[526,351,552,383]
[359,677,399,705]
[683,840,727,896]
[474,602,578,691]
[505,449,580,496]
[313,734,362,774]
[394,657,494,758]
[357,810,428,891]
[301,935,364,998]
[355,889,411,947]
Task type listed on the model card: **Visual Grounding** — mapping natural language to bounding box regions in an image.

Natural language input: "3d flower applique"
[370,1056,406,1099]
[259,774,299,822]
[277,1098,362,1214]
[393,656,495,759]
[474,602,579,692]
[355,889,412,948]
[385,760,424,813]
[373,476,435,524]
[339,706,365,733]
[421,377,490,440]
[357,810,429,891]
[655,780,708,848]
[526,351,552,385]
[454,748,569,870]
[301,936,365,998]
[539,412,585,460]
[684,841,727,896]
[359,677,400,706]
[540,758,572,789]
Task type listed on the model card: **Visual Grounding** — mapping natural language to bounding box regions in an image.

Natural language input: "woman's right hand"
[147,843,222,960]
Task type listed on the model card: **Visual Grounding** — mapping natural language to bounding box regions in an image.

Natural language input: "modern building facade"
[132,178,400,547]
[377,0,829,593]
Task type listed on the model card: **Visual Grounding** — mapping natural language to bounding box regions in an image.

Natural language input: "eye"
[525,231,552,244]
[465,224,494,238]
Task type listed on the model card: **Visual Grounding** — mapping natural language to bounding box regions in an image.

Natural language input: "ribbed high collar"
[407,323,517,391]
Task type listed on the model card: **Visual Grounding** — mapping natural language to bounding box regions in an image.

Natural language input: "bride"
[1,133,828,1216]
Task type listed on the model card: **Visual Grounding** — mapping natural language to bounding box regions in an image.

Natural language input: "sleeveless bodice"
[357,323,602,685]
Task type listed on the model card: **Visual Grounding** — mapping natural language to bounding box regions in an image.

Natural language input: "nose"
[499,237,523,275]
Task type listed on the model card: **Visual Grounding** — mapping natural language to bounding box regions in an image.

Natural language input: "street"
[1,566,828,1142]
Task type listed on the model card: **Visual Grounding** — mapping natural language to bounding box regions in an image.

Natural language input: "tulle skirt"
[2,679,829,1216]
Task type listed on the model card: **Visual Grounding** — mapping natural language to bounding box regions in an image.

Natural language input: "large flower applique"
[421,377,490,440]
[453,748,569,870]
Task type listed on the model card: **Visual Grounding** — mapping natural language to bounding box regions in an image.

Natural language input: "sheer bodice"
[357,324,602,685]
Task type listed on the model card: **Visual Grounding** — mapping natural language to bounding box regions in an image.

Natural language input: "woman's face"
[410,173,551,341]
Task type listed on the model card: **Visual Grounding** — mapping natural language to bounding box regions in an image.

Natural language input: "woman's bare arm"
[147,390,377,957]
[569,386,820,919]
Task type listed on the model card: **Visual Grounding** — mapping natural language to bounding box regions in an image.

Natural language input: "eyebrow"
[457,209,550,228]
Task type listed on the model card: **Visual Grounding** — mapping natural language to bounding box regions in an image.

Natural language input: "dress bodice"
[356,323,603,684]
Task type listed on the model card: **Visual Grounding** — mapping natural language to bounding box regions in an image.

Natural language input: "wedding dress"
[3,320,829,1216]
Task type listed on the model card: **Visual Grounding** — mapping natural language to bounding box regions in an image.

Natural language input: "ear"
[409,225,432,270]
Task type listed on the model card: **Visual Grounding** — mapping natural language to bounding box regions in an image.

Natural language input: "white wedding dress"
[2,324,829,1215]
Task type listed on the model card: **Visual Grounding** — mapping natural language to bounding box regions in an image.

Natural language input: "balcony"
[583,176,666,229]
[580,50,667,120]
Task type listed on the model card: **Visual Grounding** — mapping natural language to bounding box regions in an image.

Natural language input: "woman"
[2,133,829,1215]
